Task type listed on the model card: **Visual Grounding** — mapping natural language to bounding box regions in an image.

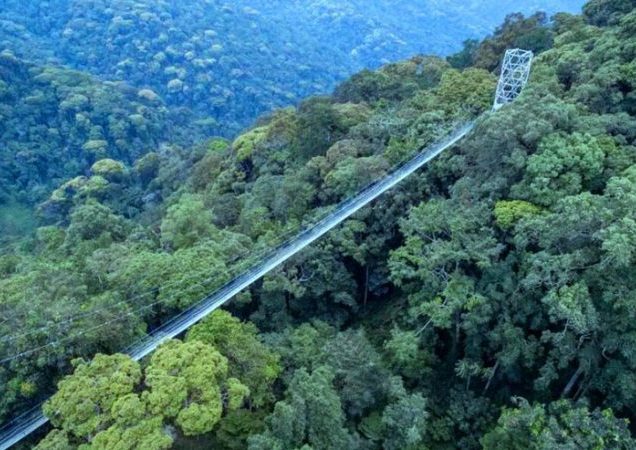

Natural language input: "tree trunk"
[483,360,500,394]
[363,265,369,307]
[562,366,584,398]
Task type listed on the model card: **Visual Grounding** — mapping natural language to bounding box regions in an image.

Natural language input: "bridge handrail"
[0,122,474,450]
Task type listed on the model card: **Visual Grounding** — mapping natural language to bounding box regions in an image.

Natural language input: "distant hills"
[0,0,584,137]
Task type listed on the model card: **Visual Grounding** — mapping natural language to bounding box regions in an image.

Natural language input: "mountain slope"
[0,50,207,209]
[0,0,584,137]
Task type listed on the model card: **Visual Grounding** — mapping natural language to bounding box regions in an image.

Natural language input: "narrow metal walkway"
[0,123,474,450]
[0,46,537,448]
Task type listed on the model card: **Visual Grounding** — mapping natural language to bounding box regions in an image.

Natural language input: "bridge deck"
[0,123,474,450]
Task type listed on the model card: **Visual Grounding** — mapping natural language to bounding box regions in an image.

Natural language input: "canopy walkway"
[0,48,533,449]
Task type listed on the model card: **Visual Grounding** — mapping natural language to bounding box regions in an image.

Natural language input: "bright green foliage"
[233,127,270,162]
[43,354,142,440]
[494,200,542,229]
[160,194,215,250]
[436,68,497,114]
[34,430,74,450]
[49,177,90,203]
[482,399,635,449]
[89,416,172,450]
[90,393,172,450]
[186,311,281,407]
[145,340,249,436]
[39,341,250,446]
[81,176,111,199]
[227,378,251,411]
[91,159,126,182]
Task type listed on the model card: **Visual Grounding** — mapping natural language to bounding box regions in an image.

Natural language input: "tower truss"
[493,49,534,110]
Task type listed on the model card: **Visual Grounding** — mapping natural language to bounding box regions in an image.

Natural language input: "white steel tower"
[493,49,534,110]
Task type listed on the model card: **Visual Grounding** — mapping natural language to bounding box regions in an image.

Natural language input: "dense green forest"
[0,51,211,209]
[1,0,636,448]
[0,0,582,138]
[0,0,583,230]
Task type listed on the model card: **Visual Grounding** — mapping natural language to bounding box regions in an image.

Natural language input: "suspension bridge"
[0,49,532,449]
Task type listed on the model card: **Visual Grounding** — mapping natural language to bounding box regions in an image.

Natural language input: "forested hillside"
[1,0,636,449]
[0,0,583,233]
[0,51,209,206]
[0,0,583,137]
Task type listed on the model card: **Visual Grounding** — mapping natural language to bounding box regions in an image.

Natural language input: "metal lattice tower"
[493,49,534,110]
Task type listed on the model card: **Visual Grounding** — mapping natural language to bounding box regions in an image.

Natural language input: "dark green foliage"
[334,57,451,104]
[0,53,201,206]
[584,0,636,25]
[450,12,556,72]
[294,97,348,161]
[448,39,481,69]
[248,367,361,450]
[381,393,428,450]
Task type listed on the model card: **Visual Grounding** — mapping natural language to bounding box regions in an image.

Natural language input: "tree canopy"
[1,1,635,449]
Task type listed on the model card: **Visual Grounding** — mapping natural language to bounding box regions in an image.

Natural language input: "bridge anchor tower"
[493,48,533,110]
